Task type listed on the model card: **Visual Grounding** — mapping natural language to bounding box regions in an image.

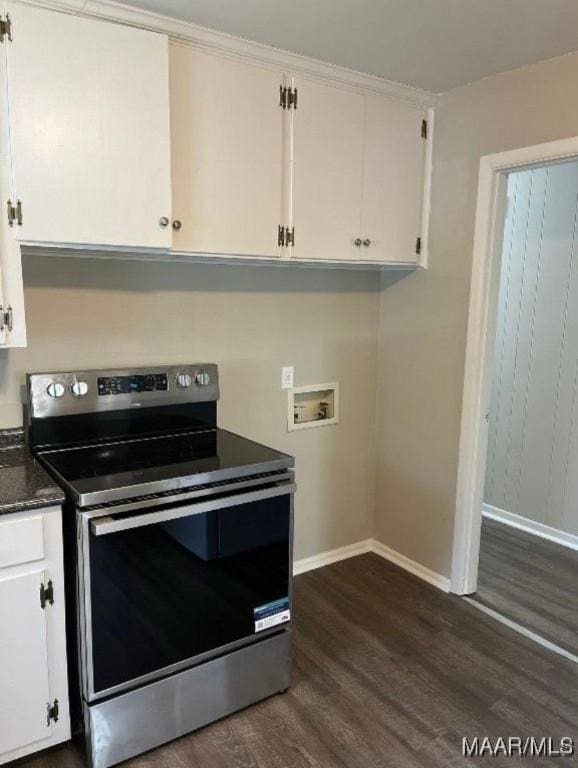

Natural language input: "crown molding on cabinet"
[14,0,439,107]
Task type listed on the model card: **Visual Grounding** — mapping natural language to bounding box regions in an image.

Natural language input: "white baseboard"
[293,539,373,575]
[371,540,451,592]
[293,538,451,593]
[482,503,578,552]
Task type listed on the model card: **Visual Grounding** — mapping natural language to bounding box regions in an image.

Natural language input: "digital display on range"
[97,373,168,396]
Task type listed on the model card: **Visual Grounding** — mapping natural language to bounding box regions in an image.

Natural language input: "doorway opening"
[451,137,578,658]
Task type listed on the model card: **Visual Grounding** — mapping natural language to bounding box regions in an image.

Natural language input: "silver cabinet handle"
[354,238,362,247]
[172,219,182,231]
[159,216,170,228]
[362,238,371,247]
[89,481,296,536]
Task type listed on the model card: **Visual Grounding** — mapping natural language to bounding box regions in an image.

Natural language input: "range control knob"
[46,381,65,399]
[195,371,211,387]
[176,372,192,389]
[71,381,88,398]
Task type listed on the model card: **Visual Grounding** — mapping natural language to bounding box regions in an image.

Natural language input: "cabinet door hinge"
[40,580,54,609]
[421,119,428,140]
[46,699,59,726]
[7,199,22,226]
[0,14,12,43]
[277,225,294,247]
[279,86,297,110]
[415,236,422,255]
[287,87,297,110]
[0,305,13,333]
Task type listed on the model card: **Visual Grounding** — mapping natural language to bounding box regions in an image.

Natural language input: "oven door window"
[87,493,291,695]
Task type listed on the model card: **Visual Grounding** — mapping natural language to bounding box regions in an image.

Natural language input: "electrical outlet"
[281,366,294,390]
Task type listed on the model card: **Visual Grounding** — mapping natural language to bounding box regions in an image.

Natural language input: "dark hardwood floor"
[19,553,578,768]
[473,517,578,656]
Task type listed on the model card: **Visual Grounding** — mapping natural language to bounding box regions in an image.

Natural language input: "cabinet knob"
[363,238,371,247]
[354,238,362,247]
[159,216,170,228]
[172,220,182,231]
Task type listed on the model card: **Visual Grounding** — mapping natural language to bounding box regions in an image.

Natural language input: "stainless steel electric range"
[26,365,295,768]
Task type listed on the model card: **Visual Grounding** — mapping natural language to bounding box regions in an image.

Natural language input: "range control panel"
[27,364,220,419]
[98,373,168,396]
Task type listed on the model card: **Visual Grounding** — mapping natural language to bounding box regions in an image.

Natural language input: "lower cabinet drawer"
[0,514,44,569]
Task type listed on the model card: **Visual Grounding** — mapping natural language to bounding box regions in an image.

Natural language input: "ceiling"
[119,0,578,93]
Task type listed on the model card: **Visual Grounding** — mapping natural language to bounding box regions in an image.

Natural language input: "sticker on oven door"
[253,597,290,633]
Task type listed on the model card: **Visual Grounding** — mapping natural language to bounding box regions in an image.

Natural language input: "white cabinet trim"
[13,0,439,108]
[419,107,435,269]
[21,244,424,271]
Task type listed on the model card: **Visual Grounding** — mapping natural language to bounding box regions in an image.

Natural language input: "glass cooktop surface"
[36,429,293,506]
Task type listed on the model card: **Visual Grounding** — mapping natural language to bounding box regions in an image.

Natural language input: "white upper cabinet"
[0,3,433,269]
[288,78,429,264]
[290,78,365,261]
[0,152,25,348]
[360,97,428,263]
[0,19,25,347]
[170,45,286,258]
[4,2,172,249]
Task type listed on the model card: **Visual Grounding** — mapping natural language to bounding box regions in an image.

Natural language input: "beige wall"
[7,49,578,578]
[0,255,380,562]
[375,50,578,578]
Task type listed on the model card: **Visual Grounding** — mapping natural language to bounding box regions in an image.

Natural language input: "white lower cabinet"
[0,507,70,765]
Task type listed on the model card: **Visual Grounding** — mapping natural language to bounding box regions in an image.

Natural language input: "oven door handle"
[89,481,296,536]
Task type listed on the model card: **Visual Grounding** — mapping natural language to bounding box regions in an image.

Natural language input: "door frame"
[450,136,578,595]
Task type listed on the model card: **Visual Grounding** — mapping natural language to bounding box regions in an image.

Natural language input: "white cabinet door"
[0,153,25,347]
[0,33,25,347]
[0,508,69,766]
[290,78,364,261]
[170,45,286,258]
[0,570,51,755]
[360,97,427,263]
[5,2,172,249]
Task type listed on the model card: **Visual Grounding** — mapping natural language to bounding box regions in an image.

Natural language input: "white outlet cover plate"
[281,366,294,390]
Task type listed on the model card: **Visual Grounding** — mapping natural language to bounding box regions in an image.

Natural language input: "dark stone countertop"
[0,430,65,516]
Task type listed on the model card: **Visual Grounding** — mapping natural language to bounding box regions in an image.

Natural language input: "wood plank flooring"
[18,553,578,768]
[473,517,578,656]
